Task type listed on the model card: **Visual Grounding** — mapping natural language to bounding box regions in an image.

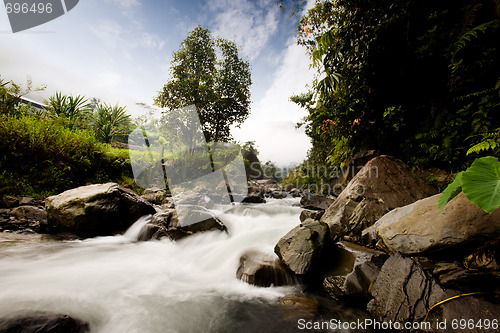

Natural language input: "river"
[0,198,320,333]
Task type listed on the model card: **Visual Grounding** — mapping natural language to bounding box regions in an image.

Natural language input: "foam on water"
[0,199,303,332]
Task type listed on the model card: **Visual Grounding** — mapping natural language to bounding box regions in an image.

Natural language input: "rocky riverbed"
[1,154,499,332]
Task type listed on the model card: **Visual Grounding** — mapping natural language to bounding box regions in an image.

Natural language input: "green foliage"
[45,92,92,130]
[154,25,251,143]
[0,76,46,117]
[0,114,133,197]
[439,156,500,213]
[438,171,464,210]
[94,103,132,143]
[293,0,500,173]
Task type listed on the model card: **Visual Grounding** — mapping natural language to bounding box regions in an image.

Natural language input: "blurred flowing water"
[0,198,312,333]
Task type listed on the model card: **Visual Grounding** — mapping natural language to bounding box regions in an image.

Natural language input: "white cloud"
[232,36,315,165]
[90,20,165,51]
[207,0,279,59]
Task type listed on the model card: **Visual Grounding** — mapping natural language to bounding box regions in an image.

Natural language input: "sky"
[0,0,317,166]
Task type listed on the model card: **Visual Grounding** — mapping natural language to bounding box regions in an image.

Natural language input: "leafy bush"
[0,114,134,197]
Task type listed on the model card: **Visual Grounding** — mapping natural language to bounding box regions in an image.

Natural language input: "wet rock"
[299,209,323,222]
[367,253,500,329]
[274,219,330,276]
[236,249,296,287]
[0,206,47,234]
[256,179,277,186]
[242,184,266,203]
[300,195,334,211]
[321,155,436,241]
[138,206,226,241]
[374,193,500,256]
[45,183,156,238]
[321,242,388,303]
[270,191,288,199]
[0,313,89,333]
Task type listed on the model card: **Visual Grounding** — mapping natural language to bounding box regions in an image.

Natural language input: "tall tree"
[154,26,251,143]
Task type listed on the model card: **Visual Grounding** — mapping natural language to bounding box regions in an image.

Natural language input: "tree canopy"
[294,0,500,171]
[154,26,252,143]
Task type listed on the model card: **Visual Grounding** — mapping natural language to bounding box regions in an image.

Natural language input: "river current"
[0,198,312,332]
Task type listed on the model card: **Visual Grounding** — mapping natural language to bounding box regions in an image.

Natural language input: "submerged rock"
[274,219,330,276]
[45,183,155,238]
[374,192,500,256]
[320,155,436,241]
[236,249,296,287]
[0,313,90,333]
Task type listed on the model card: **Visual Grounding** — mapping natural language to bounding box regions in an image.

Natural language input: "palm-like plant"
[94,103,131,143]
[46,92,92,130]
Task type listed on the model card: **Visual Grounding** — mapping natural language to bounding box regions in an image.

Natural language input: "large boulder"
[137,206,227,241]
[367,253,500,330]
[320,156,436,241]
[374,193,500,256]
[236,249,296,287]
[331,150,381,195]
[274,219,330,276]
[45,183,156,238]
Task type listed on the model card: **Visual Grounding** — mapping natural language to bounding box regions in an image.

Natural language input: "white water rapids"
[0,198,307,333]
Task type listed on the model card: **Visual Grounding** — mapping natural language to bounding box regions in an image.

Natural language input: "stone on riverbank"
[374,192,500,256]
[274,219,330,276]
[45,183,156,238]
[320,155,436,241]
[367,253,500,331]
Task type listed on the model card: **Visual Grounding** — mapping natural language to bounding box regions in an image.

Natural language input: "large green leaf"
[461,156,500,213]
[438,171,463,210]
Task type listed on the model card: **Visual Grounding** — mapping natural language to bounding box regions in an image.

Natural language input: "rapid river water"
[0,198,320,333]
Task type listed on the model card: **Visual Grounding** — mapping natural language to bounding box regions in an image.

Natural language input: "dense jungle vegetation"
[285,0,500,188]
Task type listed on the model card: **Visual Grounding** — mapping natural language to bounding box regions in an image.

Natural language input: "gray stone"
[141,188,169,205]
[19,197,36,206]
[236,249,296,287]
[299,209,323,222]
[321,155,436,240]
[300,194,335,211]
[11,206,47,222]
[270,190,288,199]
[374,193,500,256]
[331,150,381,195]
[274,219,329,275]
[322,242,388,302]
[45,183,156,238]
[367,253,500,330]
[138,206,227,241]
